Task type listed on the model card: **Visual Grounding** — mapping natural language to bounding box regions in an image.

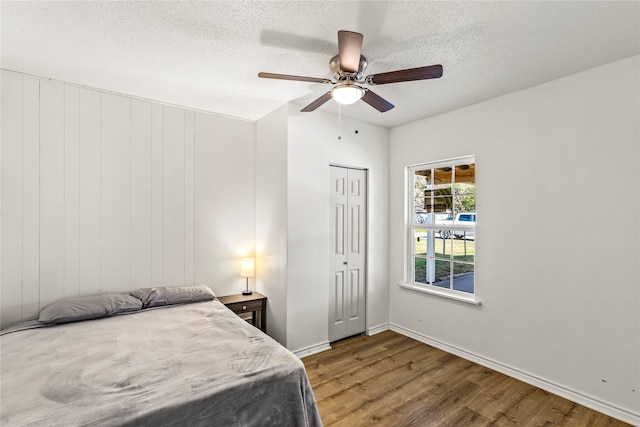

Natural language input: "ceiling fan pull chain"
[338,104,342,140]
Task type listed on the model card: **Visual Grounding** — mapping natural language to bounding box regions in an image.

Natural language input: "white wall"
[286,105,390,352]
[193,110,255,296]
[256,105,289,345]
[389,56,640,418]
[0,70,256,328]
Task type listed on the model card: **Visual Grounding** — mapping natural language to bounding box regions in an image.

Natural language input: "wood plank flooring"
[302,331,631,427]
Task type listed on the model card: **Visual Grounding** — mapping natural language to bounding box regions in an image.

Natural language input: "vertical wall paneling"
[2,72,254,325]
[151,104,164,286]
[22,77,41,318]
[1,72,24,328]
[162,106,186,286]
[39,79,65,308]
[63,84,80,297]
[100,93,132,292]
[131,99,153,288]
[184,110,195,286]
[78,88,102,296]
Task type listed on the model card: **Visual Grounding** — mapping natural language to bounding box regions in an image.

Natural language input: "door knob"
[343,261,348,265]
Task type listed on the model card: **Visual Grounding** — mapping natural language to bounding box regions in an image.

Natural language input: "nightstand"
[218,292,267,333]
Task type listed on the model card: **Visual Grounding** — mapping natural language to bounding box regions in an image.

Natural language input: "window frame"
[403,155,481,305]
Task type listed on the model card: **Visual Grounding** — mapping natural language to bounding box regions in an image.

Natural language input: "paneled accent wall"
[1,71,256,328]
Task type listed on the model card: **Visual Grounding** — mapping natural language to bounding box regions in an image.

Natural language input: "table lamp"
[240,258,254,295]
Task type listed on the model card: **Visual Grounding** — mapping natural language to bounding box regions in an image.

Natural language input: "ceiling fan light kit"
[258,30,443,113]
[331,83,364,105]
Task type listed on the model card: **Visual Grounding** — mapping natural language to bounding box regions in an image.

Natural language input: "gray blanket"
[0,300,322,426]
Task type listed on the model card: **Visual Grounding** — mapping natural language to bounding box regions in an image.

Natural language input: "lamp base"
[242,277,252,296]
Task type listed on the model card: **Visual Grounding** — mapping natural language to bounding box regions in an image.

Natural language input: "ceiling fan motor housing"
[330,54,368,82]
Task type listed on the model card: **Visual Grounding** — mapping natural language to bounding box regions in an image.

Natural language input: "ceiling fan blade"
[301,91,333,112]
[338,30,363,73]
[367,64,443,85]
[258,72,332,84]
[361,89,394,112]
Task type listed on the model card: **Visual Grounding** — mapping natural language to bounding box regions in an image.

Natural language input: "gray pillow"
[130,285,215,309]
[39,293,143,325]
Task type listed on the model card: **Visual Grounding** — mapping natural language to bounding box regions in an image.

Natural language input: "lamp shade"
[240,258,255,278]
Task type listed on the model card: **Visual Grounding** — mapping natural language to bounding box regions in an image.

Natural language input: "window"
[408,156,476,296]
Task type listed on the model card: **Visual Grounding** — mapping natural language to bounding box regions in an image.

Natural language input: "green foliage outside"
[413,235,474,282]
[455,184,476,213]
[414,177,476,214]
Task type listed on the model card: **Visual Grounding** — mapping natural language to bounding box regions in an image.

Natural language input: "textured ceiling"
[2,1,639,128]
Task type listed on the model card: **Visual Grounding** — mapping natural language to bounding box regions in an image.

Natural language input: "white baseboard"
[293,325,390,359]
[367,323,390,336]
[292,341,332,359]
[389,323,640,426]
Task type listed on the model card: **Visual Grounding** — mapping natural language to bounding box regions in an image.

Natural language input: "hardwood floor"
[302,331,631,427]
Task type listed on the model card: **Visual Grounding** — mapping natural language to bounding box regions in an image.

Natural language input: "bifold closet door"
[329,166,367,342]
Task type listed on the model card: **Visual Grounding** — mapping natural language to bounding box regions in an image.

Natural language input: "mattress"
[0,299,322,426]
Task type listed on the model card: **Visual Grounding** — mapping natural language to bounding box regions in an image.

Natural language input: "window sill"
[398,283,482,306]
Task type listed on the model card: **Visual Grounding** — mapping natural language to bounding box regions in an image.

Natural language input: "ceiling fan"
[258,30,443,113]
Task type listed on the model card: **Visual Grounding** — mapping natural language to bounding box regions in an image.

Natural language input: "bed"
[0,286,322,426]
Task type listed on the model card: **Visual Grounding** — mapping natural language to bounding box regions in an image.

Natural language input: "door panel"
[329,166,367,342]
[333,271,345,325]
[329,166,348,341]
[349,269,360,319]
[334,204,345,255]
[350,205,360,254]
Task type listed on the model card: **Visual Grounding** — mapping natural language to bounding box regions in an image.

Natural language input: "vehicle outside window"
[436,213,475,239]
[453,213,476,239]
[414,209,428,224]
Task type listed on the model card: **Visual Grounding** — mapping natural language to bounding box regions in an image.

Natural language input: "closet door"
[329,166,367,342]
